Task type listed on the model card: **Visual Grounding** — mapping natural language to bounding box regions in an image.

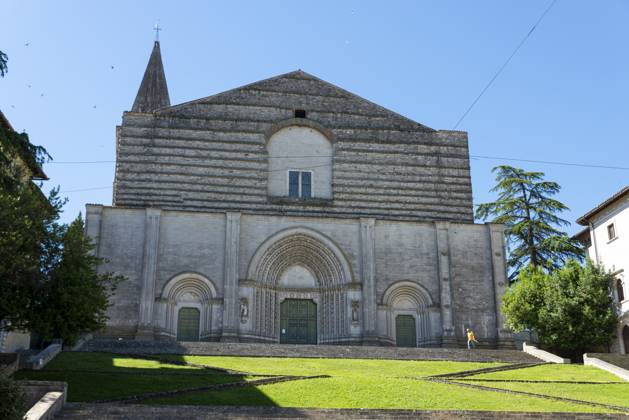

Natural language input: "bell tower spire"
[131,34,170,113]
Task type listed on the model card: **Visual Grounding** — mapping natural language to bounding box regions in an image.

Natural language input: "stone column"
[85,204,103,256]
[221,212,241,342]
[435,222,456,347]
[487,223,514,348]
[360,218,377,344]
[136,208,161,340]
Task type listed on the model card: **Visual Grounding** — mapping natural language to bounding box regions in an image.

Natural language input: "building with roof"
[575,186,629,354]
[85,41,513,348]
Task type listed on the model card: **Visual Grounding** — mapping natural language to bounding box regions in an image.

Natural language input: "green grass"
[469,364,620,382]
[146,375,615,412]
[466,381,629,409]
[14,352,251,402]
[161,355,505,377]
[14,352,627,413]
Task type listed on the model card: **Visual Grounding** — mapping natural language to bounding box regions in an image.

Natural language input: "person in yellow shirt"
[466,328,478,350]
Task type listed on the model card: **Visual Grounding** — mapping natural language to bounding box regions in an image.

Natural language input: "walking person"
[466,328,478,350]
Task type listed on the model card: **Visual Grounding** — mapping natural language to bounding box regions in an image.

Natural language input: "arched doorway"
[382,281,434,347]
[623,325,629,354]
[177,307,200,341]
[156,273,218,341]
[245,227,354,344]
[280,299,317,344]
[396,315,416,347]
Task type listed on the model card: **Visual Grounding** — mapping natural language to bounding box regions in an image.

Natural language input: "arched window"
[267,125,333,199]
[617,279,625,303]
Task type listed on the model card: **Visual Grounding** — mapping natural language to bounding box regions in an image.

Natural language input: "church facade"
[86,41,513,348]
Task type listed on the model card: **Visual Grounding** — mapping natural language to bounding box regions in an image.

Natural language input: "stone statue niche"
[351,300,360,324]
[240,298,248,324]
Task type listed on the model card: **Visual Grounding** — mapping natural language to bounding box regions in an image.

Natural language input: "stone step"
[81,339,541,364]
[57,403,623,419]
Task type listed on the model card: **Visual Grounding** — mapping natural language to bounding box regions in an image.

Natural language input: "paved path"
[57,404,625,419]
[82,339,541,363]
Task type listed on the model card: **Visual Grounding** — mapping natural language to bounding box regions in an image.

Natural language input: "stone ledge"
[267,196,333,206]
[24,391,64,420]
[522,343,570,364]
[583,353,629,381]
[57,403,626,419]
[18,380,67,420]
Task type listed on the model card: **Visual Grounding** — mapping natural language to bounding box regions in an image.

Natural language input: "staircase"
[82,339,542,364]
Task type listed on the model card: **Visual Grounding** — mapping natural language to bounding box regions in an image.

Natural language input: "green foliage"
[0,376,26,420]
[0,122,124,343]
[0,126,61,329]
[475,165,583,280]
[502,260,618,359]
[0,50,7,77]
[34,216,124,344]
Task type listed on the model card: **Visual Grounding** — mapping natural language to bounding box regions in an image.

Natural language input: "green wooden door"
[395,315,416,347]
[280,299,317,344]
[177,307,200,341]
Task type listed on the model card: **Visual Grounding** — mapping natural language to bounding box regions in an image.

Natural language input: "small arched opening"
[382,281,433,347]
[156,272,218,341]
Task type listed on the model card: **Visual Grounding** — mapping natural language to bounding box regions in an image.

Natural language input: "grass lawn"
[14,352,627,413]
[14,352,253,402]
[468,364,620,382]
[463,381,629,409]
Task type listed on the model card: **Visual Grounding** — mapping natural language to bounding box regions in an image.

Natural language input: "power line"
[452,0,558,129]
[470,155,629,171]
[60,186,112,193]
[49,154,629,171]
[49,160,115,164]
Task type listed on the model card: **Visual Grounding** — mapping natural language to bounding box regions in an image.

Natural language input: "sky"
[1,0,628,232]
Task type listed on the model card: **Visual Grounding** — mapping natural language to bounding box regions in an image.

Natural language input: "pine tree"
[34,215,124,344]
[0,50,8,77]
[475,165,583,280]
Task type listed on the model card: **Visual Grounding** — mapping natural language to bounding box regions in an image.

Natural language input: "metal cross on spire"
[153,22,162,42]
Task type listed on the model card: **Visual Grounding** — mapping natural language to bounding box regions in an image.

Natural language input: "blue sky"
[1,1,628,231]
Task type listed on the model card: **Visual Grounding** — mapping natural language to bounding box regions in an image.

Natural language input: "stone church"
[86,41,512,348]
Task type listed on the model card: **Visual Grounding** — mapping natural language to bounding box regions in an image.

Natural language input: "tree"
[502,260,618,360]
[475,165,583,280]
[0,125,60,330]
[0,376,25,420]
[0,49,8,77]
[34,215,124,345]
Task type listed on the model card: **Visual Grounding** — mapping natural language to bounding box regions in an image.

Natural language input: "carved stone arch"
[265,120,334,200]
[245,227,354,343]
[156,272,218,341]
[161,272,218,302]
[382,280,434,347]
[264,118,335,144]
[382,280,433,309]
[247,227,353,285]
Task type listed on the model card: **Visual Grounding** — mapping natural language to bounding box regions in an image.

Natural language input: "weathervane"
[153,22,162,42]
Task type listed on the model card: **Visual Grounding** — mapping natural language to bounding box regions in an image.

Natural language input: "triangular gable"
[156,70,434,132]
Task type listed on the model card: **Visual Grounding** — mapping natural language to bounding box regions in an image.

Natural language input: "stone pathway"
[56,404,626,419]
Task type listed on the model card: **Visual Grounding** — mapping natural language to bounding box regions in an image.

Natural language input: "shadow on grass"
[13,349,278,406]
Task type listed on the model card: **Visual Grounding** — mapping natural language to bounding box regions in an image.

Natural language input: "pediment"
[155,70,434,132]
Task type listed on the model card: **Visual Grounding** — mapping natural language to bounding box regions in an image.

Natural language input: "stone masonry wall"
[88,205,509,346]
[113,71,473,223]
